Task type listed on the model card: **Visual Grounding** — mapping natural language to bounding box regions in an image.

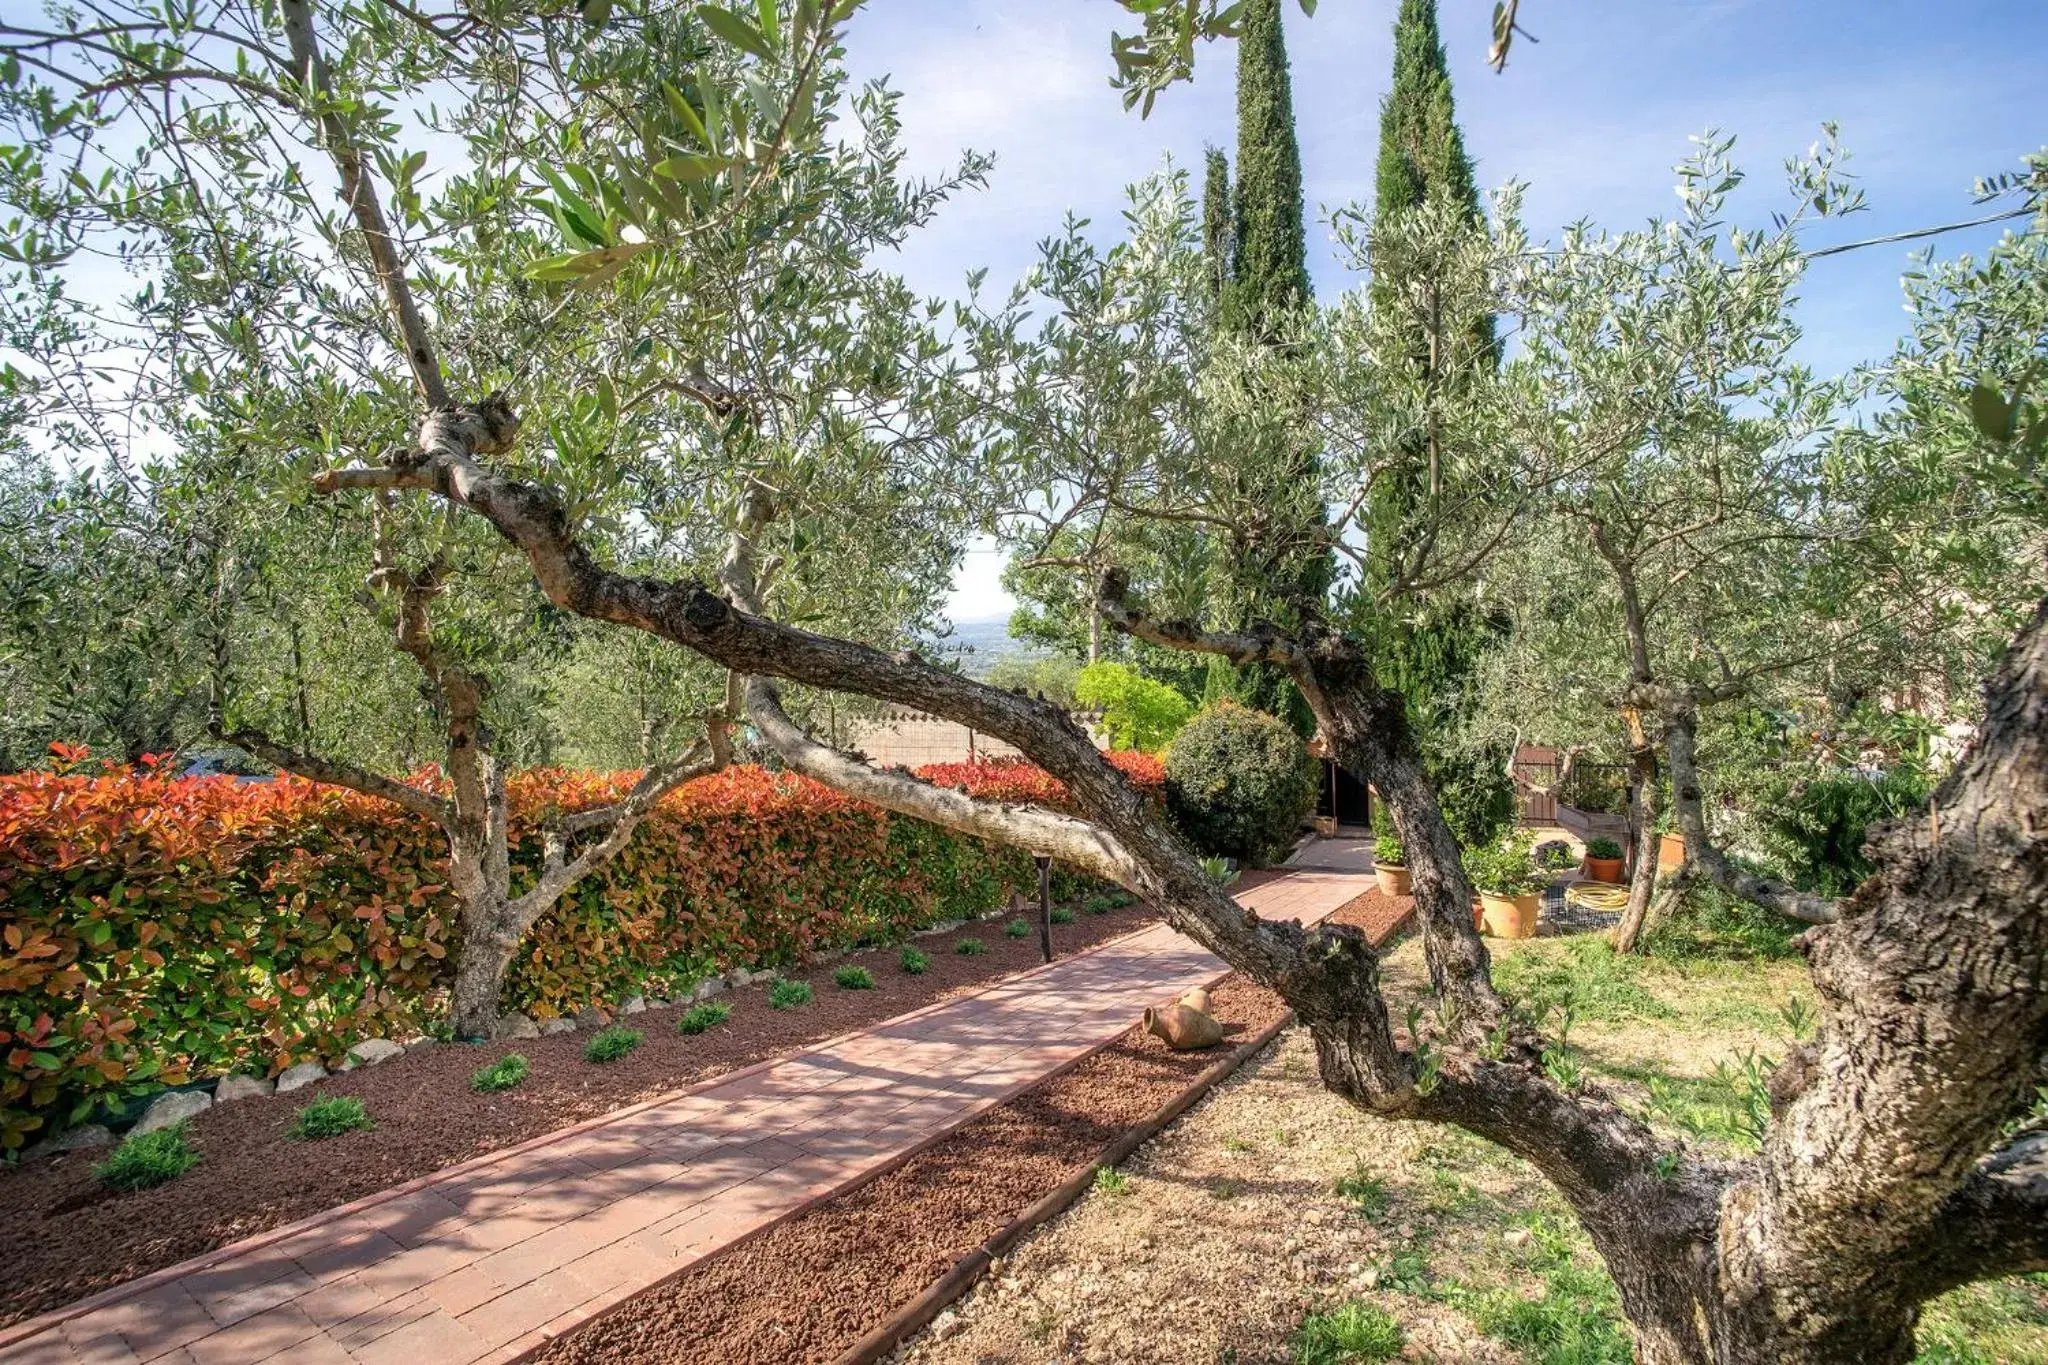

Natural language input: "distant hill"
[930,615,1046,679]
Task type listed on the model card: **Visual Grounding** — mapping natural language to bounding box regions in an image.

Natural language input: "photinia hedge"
[0,749,1163,1148]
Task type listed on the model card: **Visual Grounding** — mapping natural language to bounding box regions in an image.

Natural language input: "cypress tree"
[1204,0,1325,735]
[1362,0,1513,844]
[1374,0,1480,231]
[1201,146,1233,303]
[1229,0,1311,338]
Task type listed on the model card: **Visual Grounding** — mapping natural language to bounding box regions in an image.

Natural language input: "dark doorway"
[1319,760,1372,827]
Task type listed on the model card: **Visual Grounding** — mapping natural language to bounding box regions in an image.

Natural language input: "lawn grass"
[1281,933,2048,1365]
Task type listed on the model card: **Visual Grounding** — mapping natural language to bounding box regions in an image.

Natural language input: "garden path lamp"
[1035,854,1054,964]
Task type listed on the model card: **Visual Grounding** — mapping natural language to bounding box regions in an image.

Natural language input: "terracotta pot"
[1314,814,1339,838]
[1144,1003,1224,1050]
[1177,986,1212,1015]
[1375,862,1412,898]
[1583,855,1624,884]
[1657,831,1687,872]
[1473,896,1485,930]
[1478,891,1539,939]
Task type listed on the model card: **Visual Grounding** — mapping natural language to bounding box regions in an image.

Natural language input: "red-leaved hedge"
[0,750,1164,1148]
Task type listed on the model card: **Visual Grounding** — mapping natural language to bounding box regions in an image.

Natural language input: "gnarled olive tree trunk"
[316,402,2048,1364]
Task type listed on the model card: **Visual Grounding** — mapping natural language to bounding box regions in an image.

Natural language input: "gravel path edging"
[0,914,1176,1355]
[829,1007,1296,1365]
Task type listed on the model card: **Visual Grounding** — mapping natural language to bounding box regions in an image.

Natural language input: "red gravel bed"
[1323,885,1416,943]
[0,902,1158,1328]
[525,976,1288,1365]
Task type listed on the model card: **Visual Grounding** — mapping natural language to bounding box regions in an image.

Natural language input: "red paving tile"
[1,865,1377,1364]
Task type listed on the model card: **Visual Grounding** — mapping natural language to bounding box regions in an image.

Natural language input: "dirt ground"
[895,933,2048,1365]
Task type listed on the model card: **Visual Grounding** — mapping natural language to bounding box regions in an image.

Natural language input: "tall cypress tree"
[1229,0,1311,338]
[1201,146,1233,303]
[1374,0,1479,231]
[1208,0,1325,733]
[1361,0,1513,843]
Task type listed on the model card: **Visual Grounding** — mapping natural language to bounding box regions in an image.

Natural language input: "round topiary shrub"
[1165,701,1320,865]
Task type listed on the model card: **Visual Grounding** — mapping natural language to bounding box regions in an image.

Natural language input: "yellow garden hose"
[1564,881,1632,913]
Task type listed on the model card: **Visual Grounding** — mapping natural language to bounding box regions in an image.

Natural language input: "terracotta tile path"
[0,864,1381,1365]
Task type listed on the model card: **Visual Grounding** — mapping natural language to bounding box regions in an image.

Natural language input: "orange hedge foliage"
[0,750,1162,1148]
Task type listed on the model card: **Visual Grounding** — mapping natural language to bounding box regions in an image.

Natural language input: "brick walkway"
[0,865,1379,1365]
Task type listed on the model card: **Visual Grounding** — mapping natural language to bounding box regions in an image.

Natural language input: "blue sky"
[835,0,2047,624]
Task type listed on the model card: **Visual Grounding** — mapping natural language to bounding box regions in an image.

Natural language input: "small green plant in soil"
[1335,1165,1391,1220]
[1092,1165,1129,1196]
[1585,836,1624,861]
[1005,918,1031,938]
[1443,1212,1631,1365]
[1374,832,1405,866]
[1050,906,1075,925]
[900,945,930,974]
[677,1002,730,1035]
[471,1054,530,1093]
[955,937,987,956]
[1084,894,1113,915]
[769,979,814,1009]
[583,1026,644,1063]
[290,1096,374,1140]
[95,1122,199,1190]
[833,965,876,990]
[1293,1301,1406,1364]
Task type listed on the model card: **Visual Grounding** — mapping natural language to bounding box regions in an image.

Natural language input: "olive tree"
[1509,132,2045,949]
[7,5,2046,1360]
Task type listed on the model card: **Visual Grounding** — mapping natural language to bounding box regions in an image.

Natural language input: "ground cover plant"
[676,1002,731,1035]
[583,1028,644,1064]
[92,1123,198,1192]
[768,980,814,1010]
[471,1054,531,1093]
[900,946,931,974]
[955,938,988,956]
[833,965,876,990]
[1005,919,1031,939]
[289,1097,372,1140]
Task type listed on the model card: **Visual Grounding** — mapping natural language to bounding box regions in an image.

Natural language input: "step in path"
[1,865,1381,1365]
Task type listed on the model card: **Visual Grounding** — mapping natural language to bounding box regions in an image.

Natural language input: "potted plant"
[1583,836,1625,884]
[1464,843,1541,939]
[1657,822,1686,872]
[1373,831,1411,897]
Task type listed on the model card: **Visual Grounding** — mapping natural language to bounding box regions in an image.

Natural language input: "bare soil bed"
[0,899,1157,1328]
[527,977,1291,1365]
